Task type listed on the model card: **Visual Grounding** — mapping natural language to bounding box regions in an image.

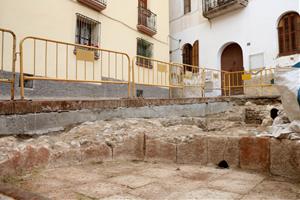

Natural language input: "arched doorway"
[182,43,193,71]
[221,43,244,96]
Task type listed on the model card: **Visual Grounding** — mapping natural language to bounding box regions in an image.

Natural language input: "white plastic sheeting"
[275,66,300,121]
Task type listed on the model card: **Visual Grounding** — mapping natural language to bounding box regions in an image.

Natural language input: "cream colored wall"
[0,0,169,83]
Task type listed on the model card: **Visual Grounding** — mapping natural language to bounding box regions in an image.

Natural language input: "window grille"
[75,13,100,47]
[137,38,153,68]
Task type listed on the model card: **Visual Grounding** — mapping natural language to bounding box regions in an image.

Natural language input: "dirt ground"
[3,161,300,200]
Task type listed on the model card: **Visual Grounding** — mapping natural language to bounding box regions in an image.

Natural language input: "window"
[184,0,191,14]
[137,38,153,68]
[75,13,100,47]
[278,12,300,56]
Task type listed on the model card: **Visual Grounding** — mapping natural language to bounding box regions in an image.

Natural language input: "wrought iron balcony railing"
[202,0,248,19]
[137,7,157,36]
[77,0,107,12]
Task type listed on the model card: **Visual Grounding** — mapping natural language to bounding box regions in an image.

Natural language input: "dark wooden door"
[221,43,244,96]
[139,0,147,8]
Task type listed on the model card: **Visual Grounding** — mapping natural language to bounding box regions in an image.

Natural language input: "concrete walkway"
[11,161,300,200]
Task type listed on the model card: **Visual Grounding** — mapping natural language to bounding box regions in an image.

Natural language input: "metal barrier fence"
[132,56,276,98]
[0,29,277,100]
[223,68,276,97]
[0,28,16,100]
[132,55,184,98]
[19,36,131,99]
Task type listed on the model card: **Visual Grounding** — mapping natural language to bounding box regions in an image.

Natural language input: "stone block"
[17,146,50,170]
[270,139,300,180]
[240,137,270,171]
[113,134,144,161]
[0,146,50,176]
[166,188,241,200]
[81,143,112,163]
[49,149,82,167]
[207,136,239,168]
[129,182,171,199]
[108,175,155,189]
[145,137,176,163]
[74,182,128,199]
[0,151,21,176]
[177,136,207,164]
[208,178,260,195]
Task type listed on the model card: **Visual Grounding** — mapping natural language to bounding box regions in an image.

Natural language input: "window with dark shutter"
[192,40,199,73]
[184,0,191,14]
[182,43,193,71]
[137,38,153,68]
[192,41,199,66]
[139,0,147,8]
[278,12,300,56]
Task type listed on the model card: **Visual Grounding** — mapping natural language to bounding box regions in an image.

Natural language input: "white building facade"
[170,0,300,70]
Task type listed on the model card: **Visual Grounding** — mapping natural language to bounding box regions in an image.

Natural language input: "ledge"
[137,24,157,36]
[0,96,281,115]
[77,0,107,12]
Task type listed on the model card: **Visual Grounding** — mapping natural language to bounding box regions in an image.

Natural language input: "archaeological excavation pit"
[0,97,299,199]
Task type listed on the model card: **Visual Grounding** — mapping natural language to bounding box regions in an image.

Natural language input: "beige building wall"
[0,0,169,83]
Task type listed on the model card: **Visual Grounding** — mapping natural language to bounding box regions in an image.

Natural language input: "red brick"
[113,134,144,161]
[0,151,21,176]
[240,137,270,171]
[145,138,176,162]
[15,146,49,170]
[49,149,82,167]
[177,136,208,164]
[207,136,240,168]
[270,139,300,180]
[81,143,112,162]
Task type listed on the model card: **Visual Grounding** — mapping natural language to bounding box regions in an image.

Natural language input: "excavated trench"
[0,100,299,199]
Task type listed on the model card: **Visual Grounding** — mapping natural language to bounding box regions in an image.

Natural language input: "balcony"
[137,7,157,36]
[77,0,107,12]
[202,0,248,19]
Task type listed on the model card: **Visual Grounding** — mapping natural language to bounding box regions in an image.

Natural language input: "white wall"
[170,0,300,70]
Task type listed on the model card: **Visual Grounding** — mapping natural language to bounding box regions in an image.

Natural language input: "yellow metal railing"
[0,28,16,100]
[132,56,184,98]
[223,68,276,96]
[131,56,277,98]
[0,31,278,100]
[19,36,131,99]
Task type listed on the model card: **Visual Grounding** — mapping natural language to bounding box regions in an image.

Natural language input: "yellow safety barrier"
[0,28,16,100]
[132,56,184,98]
[223,68,277,96]
[19,36,131,99]
[131,56,277,98]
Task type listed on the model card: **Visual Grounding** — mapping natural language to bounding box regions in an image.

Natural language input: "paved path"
[10,161,300,200]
